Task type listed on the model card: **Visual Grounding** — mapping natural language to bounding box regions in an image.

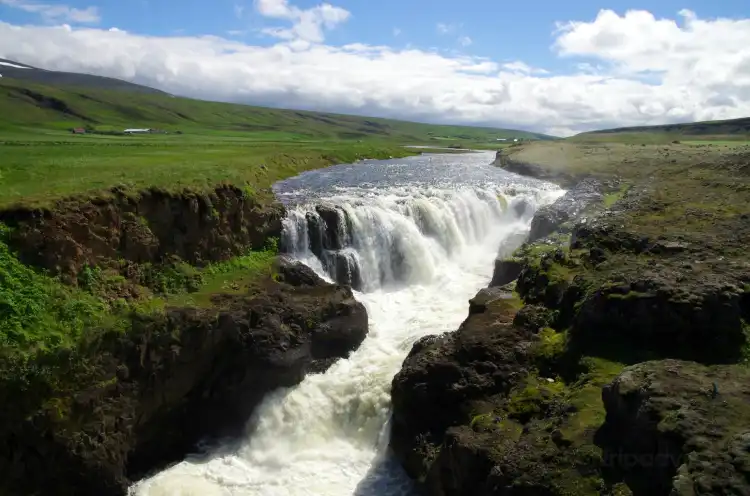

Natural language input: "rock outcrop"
[601,360,750,495]
[391,143,750,495]
[0,259,368,496]
[390,290,529,488]
[0,185,284,285]
[527,178,605,243]
[285,204,363,290]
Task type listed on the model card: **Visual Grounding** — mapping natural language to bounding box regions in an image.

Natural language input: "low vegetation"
[571,116,750,143]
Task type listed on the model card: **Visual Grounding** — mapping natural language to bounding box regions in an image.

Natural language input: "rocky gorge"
[389,142,750,495]
[0,188,369,495]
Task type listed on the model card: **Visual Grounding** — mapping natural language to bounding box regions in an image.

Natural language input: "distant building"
[124,128,151,134]
[71,127,86,134]
[496,138,507,141]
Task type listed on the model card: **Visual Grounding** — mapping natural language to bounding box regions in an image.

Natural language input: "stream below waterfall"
[130,150,564,496]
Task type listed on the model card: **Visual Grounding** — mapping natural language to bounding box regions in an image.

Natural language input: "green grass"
[603,184,629,208]
[167,243,278,307]
[0,139,417,208]
[0,78,549,143]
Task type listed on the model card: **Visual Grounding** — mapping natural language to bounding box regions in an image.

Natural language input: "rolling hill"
[0,58,167,95]
[573,116,750,142]
[0,58,551,143]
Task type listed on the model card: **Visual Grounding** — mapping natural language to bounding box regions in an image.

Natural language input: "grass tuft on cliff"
[0,224,107,352]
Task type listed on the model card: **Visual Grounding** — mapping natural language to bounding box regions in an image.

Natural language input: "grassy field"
[0,74,550,208]
[0,137,419,208]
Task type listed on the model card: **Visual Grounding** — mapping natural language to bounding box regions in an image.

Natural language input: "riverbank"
[390,140,750,495]
[0,140,418,494]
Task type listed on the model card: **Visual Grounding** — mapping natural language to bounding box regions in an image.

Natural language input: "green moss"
[470,414,524,439]
[536,327,567,361]
[558,357,625,445]
[605,290,652,300]
[603,184,630,208]
[507,376,566,422]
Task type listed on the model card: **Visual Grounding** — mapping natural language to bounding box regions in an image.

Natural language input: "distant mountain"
[577,116,750,138]
[0,58,167,95]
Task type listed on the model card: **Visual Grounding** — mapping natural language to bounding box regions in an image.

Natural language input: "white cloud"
[234,3,245,19]
[393,27,401,37]
[0,7,749,136]
[458,36,472,47]
[436,22,459,35]
[0,0,99,23]
[255,0,349,43]
[502,61,548,75]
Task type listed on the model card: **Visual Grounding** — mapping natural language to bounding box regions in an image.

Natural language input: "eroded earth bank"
[390,141,750,495]
[0,186,368,495]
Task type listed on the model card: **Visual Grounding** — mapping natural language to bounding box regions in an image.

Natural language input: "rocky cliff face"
[390,144,750,495]
[0,185,284,284]
[0,259,368,495]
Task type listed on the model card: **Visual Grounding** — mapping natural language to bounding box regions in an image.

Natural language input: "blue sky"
[0,0,749,135]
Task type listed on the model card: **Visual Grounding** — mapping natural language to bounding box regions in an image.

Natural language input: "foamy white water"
[130,151,563,496]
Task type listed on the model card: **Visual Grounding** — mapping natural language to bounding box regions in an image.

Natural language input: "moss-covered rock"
[601,360,750,495]
[0,260,368,495]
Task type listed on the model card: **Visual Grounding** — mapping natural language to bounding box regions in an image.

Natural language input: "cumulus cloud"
[502,61,548,75]
[458,36,472,47]
[0,6,749,136]
[0,0,99,23]
[255,0,350,43]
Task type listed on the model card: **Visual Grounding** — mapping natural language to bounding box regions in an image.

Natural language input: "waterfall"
[281,186,540,292]
[129,152,564,496]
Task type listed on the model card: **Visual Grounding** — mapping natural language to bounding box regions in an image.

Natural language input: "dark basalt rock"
[572,275,746,364]
[306,211,325,258]
[390,291,529,483]
[528,178,605,243]
[601,360,750,495]
[274,256,327,286]
[489,259,523,287]
[315,204,351,250]
[322,250,362,291]
[0,259,368,496]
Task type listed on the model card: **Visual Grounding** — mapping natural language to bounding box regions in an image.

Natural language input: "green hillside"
[0,78,549,143]
[572,116,750,143]
[0,58,166,95]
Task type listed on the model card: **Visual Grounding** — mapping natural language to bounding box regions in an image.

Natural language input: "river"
[129,150,563,496]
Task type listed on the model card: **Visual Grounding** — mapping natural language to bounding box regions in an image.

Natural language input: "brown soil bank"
[390,141,750,495]
[0,184,283,286]
[0,259,367,495]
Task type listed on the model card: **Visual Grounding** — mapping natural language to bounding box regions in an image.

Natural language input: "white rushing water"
[130,152,563,496]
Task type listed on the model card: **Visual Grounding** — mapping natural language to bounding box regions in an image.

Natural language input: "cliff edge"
[390,141,750,495]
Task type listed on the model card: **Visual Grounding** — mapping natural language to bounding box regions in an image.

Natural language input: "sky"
[0,0,749,136]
